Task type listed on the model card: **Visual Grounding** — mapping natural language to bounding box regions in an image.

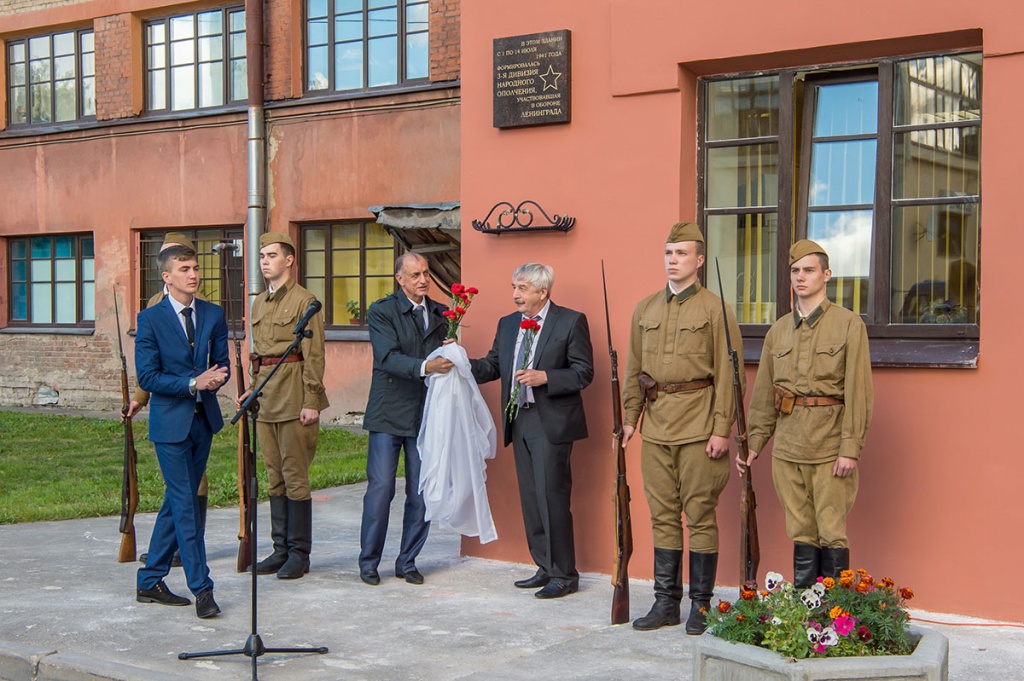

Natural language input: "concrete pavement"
[1,482,1023,680]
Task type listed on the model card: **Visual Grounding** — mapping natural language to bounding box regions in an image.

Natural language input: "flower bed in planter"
[693,625,948,681]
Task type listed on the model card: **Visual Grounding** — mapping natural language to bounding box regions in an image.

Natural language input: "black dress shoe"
[396,569,424,585]
[514,572,550,589]
[136,580,190,606]
[195,589,221,619]
[360,568,381,585]
[535,580,579,599]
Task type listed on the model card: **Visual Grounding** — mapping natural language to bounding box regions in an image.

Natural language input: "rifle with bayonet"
[114,287,139,563]
[715,259,760,588]
[603,261,633,624]
[215,241,254,573]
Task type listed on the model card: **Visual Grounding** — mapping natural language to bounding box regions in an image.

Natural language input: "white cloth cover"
[417,343,498,544]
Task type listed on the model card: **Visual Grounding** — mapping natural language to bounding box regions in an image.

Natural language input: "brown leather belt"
[774,385,842,414]
[662,378,714,394]
[262,353,303,367]
[252,353,304,372]
[639,372,713,403]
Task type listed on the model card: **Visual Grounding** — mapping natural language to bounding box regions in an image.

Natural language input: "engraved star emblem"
[539,65,562,91]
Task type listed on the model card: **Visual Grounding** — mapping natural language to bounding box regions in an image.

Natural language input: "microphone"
[292,300,323,335]
[212,240,240,255]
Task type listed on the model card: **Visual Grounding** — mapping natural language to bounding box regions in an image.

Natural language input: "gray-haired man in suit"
[470,263,594,599]
[359,253,453,587]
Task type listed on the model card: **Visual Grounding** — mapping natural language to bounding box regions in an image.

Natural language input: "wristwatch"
[189,377,197,396]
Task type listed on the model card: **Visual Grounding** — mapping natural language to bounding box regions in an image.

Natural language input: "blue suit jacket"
[471,302,594,447]
[135,296,229,444]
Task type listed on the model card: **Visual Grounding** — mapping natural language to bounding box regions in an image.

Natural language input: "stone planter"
[693,625,948,681]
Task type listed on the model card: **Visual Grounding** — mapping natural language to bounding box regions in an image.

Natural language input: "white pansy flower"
[811,582,826,597]
[800,589,822,609]
[765,571,785,591]
[820,627,839,647]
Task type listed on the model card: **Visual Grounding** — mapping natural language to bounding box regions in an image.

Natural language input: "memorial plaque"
[493,29,571,129]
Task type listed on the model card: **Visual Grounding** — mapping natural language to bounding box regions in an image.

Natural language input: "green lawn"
[0,410,370,524]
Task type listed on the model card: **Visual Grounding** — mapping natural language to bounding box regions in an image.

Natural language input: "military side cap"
[259,231,295,250]
[161,232,196,251]
[789,239,828,265]
[667,221,704,244]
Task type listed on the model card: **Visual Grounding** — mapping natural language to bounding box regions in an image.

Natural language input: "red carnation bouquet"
[442,283,479,340]
[504,317,541,421]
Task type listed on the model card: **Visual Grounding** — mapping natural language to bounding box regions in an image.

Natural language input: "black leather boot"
[820,546,850,580]
[685,552,718,635]
[253,495,289,574]
[278,498,312,579]
[793,543,821,589]
[632,548,683,631]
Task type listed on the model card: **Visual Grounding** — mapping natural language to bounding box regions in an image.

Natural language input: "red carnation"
[443,310,458,319]
[455,306,467,315]
[466,287,479,295]
[451,283,465,295]
[521,318,541,332]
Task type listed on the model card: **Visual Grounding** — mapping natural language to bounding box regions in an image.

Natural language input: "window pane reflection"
[705,212,778,324]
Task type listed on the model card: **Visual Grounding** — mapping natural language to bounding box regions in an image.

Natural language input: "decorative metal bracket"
[471,200,575,235]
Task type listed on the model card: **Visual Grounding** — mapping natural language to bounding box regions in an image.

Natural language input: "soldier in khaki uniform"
[740,240,872,588]
[237,232,329,580]
[622,222,744,635]
[124,233,209,566]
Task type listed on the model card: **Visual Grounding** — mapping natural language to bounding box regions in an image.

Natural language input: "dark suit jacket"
[471,302,594,446]
[363,289,448,437]
[135,296,229,444]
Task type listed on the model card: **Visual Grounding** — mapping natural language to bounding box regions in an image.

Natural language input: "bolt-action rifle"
[715,259,760,588]
[603,261,633,624]
[114,287,139,563]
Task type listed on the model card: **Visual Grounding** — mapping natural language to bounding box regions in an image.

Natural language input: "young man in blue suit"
[470,263,594,599]
[134,244,229,619]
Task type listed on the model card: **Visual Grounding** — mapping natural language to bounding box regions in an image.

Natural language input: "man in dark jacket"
[359,253,453,586]
[470,263,594,599]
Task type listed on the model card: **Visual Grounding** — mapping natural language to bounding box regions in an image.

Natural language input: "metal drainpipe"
[245,0,266,345]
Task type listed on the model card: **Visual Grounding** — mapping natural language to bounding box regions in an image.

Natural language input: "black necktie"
[181,307,195,347]
[414,304,427,332]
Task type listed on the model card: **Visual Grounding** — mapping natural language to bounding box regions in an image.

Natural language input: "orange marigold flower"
[856,568,867,576]
[862,575,874,586]
[822,577,835,589]
[736,615,745,622]
[899,587,915,600]
[760,590,769,598]
[880,602,887,610]
[718,601,732,613]
[881,577,895,589]
[839,576,854,588]
[840,569,855,581]
[740,589,756,601]
[829,606,843,619]
[855,581,871,593]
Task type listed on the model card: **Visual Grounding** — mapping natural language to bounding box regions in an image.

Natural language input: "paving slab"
[1,481,1022,681]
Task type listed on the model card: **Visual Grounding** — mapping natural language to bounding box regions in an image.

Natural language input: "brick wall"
[429,0,460,83]
[265,0,300,101]
[94,13,138,121]
[0,0,91,14]
[0,333,122,410]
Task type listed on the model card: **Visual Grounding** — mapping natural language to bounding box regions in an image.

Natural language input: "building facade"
[458,1,1023,622]
[0,0,461,420]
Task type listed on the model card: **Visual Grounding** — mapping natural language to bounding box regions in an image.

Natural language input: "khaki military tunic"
[132,289,209,496]
[622,282,744,551]
[746,298,872,547]
[250,281,329,499]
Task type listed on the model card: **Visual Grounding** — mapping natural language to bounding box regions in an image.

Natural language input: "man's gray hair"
[512,263,554,294]
[395,251,427,274]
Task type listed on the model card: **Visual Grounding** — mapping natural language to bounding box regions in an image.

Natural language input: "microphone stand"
[179,319,328,679]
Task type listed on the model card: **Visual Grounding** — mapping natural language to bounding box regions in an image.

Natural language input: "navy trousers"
[137,412,213,595]
[359,432,429,574]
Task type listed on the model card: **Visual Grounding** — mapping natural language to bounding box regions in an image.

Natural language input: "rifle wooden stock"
[714,261,760,588]
[231,309,254,573]
[114,289,139,563]
[603,262,633,625]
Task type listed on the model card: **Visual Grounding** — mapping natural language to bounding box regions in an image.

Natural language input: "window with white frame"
[145,6,247,112]
[305,0,429,93]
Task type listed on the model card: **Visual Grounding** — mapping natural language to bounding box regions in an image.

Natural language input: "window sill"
[742,336,978,369]
[0,326,95,335]
[325,329,370,342]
